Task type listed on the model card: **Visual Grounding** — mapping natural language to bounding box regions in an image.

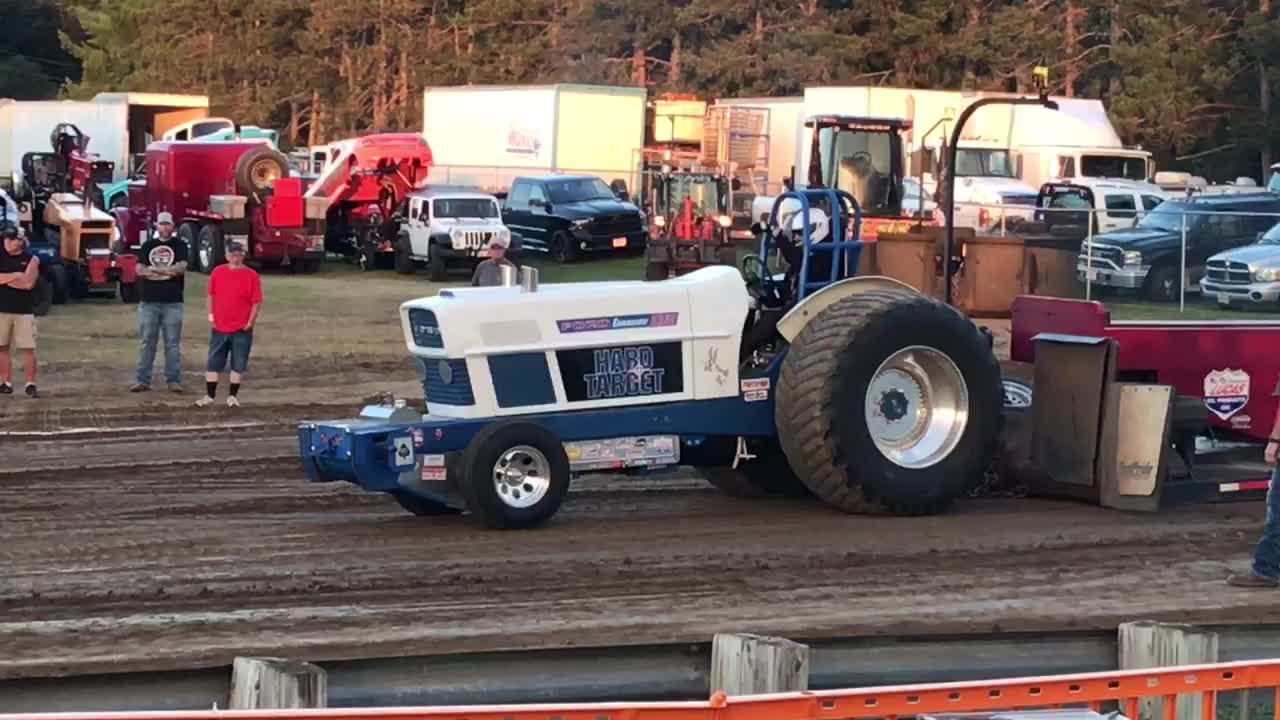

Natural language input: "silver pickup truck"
[1201,220,1280,307]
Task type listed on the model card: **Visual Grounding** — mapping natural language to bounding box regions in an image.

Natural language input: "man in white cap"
[130,211,188,392]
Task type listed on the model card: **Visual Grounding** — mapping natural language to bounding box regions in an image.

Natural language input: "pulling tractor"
[16,124,138,307]
[643,170,740,280]
[298,176,1002,528]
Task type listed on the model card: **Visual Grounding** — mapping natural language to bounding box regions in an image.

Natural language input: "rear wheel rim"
[492,445,551,509]
[198,236,211,269]
[864,345,969,469]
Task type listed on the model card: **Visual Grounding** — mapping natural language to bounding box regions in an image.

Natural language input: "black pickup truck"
[501,175,646,262]
[1077,192,1280,301]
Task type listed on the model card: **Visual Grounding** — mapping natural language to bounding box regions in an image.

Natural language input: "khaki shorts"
[0,313,36,350]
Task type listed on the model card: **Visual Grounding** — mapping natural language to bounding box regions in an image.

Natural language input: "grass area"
[34,249,1280,375]
[35,254,653,372]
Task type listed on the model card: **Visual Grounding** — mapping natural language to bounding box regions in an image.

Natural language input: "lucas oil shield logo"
[1203,369,1249,421]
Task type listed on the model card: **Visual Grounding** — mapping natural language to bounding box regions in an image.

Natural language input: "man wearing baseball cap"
[197,239,261,407]
[470,239,515,287]
[0,223,39,397]
[131,211,188,392]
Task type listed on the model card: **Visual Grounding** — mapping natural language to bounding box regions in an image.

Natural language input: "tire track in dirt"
[0,433,1271,681]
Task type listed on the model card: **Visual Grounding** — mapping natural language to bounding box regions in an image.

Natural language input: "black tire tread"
[458,421,571,529]
[775,289,1001,515]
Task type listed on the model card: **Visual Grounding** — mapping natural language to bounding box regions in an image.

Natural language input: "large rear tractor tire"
[233,146,289,197]
[775,290,1002,515]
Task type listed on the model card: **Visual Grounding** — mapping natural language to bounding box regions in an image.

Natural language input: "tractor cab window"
[817,126,897,216]
[664,175,725,216]
[954,149,1015,178]
[433,198,499,219]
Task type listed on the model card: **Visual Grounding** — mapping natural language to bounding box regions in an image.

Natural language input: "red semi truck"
[114,141,326,273]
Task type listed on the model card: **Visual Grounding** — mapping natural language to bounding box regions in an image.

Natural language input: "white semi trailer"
[421,84,647,196]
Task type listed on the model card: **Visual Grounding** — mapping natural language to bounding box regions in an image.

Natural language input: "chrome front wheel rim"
[492,445,552,509]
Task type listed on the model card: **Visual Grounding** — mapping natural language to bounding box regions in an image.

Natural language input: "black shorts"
[207,329,254,373]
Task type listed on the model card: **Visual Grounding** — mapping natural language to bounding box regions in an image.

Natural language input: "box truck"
[421,84,647,197]
[0,93,209,192]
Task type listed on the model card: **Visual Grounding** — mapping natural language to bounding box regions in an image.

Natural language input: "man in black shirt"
[130,212,188,392]
[0,224,39,397]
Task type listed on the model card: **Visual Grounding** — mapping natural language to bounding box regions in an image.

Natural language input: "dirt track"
[0,362,1275,682]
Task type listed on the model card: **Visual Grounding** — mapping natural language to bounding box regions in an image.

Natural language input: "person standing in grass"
[195,241,261,408]
[0,224,39,398]
[131,212,188,393]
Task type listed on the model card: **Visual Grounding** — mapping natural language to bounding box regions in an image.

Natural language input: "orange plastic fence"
[4,658,1279,720]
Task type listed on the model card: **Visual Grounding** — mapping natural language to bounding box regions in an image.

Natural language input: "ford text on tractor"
[643,171,738,280]
[299,176,1002,528]
[15,124,137,307]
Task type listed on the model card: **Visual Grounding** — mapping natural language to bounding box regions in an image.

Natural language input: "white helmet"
[787,207,830,243]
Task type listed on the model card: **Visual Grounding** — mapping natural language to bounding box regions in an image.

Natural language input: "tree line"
[4,0,1278,182]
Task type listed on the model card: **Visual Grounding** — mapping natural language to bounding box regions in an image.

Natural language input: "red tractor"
[303,133,433,271]
[17,124,138,306]
[643,171,738,280]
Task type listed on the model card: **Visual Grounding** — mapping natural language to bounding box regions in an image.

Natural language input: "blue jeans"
[1251,467,1280,578]
[136,302,183,386]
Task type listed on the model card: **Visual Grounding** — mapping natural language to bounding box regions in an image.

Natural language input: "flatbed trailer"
[1010,295,1279,502]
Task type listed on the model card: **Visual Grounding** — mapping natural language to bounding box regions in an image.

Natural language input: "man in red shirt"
[196,241,262,407]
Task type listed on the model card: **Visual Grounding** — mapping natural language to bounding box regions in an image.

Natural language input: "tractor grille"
[407,308,443,349]
[422,358,475,406]
[1206,259,1252,285]
[453,230,496,250]
[587,213,642,237]
[81,223,115,252]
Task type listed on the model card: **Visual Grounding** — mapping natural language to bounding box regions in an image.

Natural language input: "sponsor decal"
[704,347,729,386]
[410,428,424,448]
[557,341,684,402]
[506,125,543,156]
[421,453,446,467]
[740,378,770,392]
[1231,414,1253,429]
[1204,369,1250,421]
[743,389,768,402]
[557,312,679,334]
[420,466,447,482]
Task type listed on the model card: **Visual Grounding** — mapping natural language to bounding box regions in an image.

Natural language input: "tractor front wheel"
[775,289,1002,515]
[644,259,669,281]
[457,421,571,529]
